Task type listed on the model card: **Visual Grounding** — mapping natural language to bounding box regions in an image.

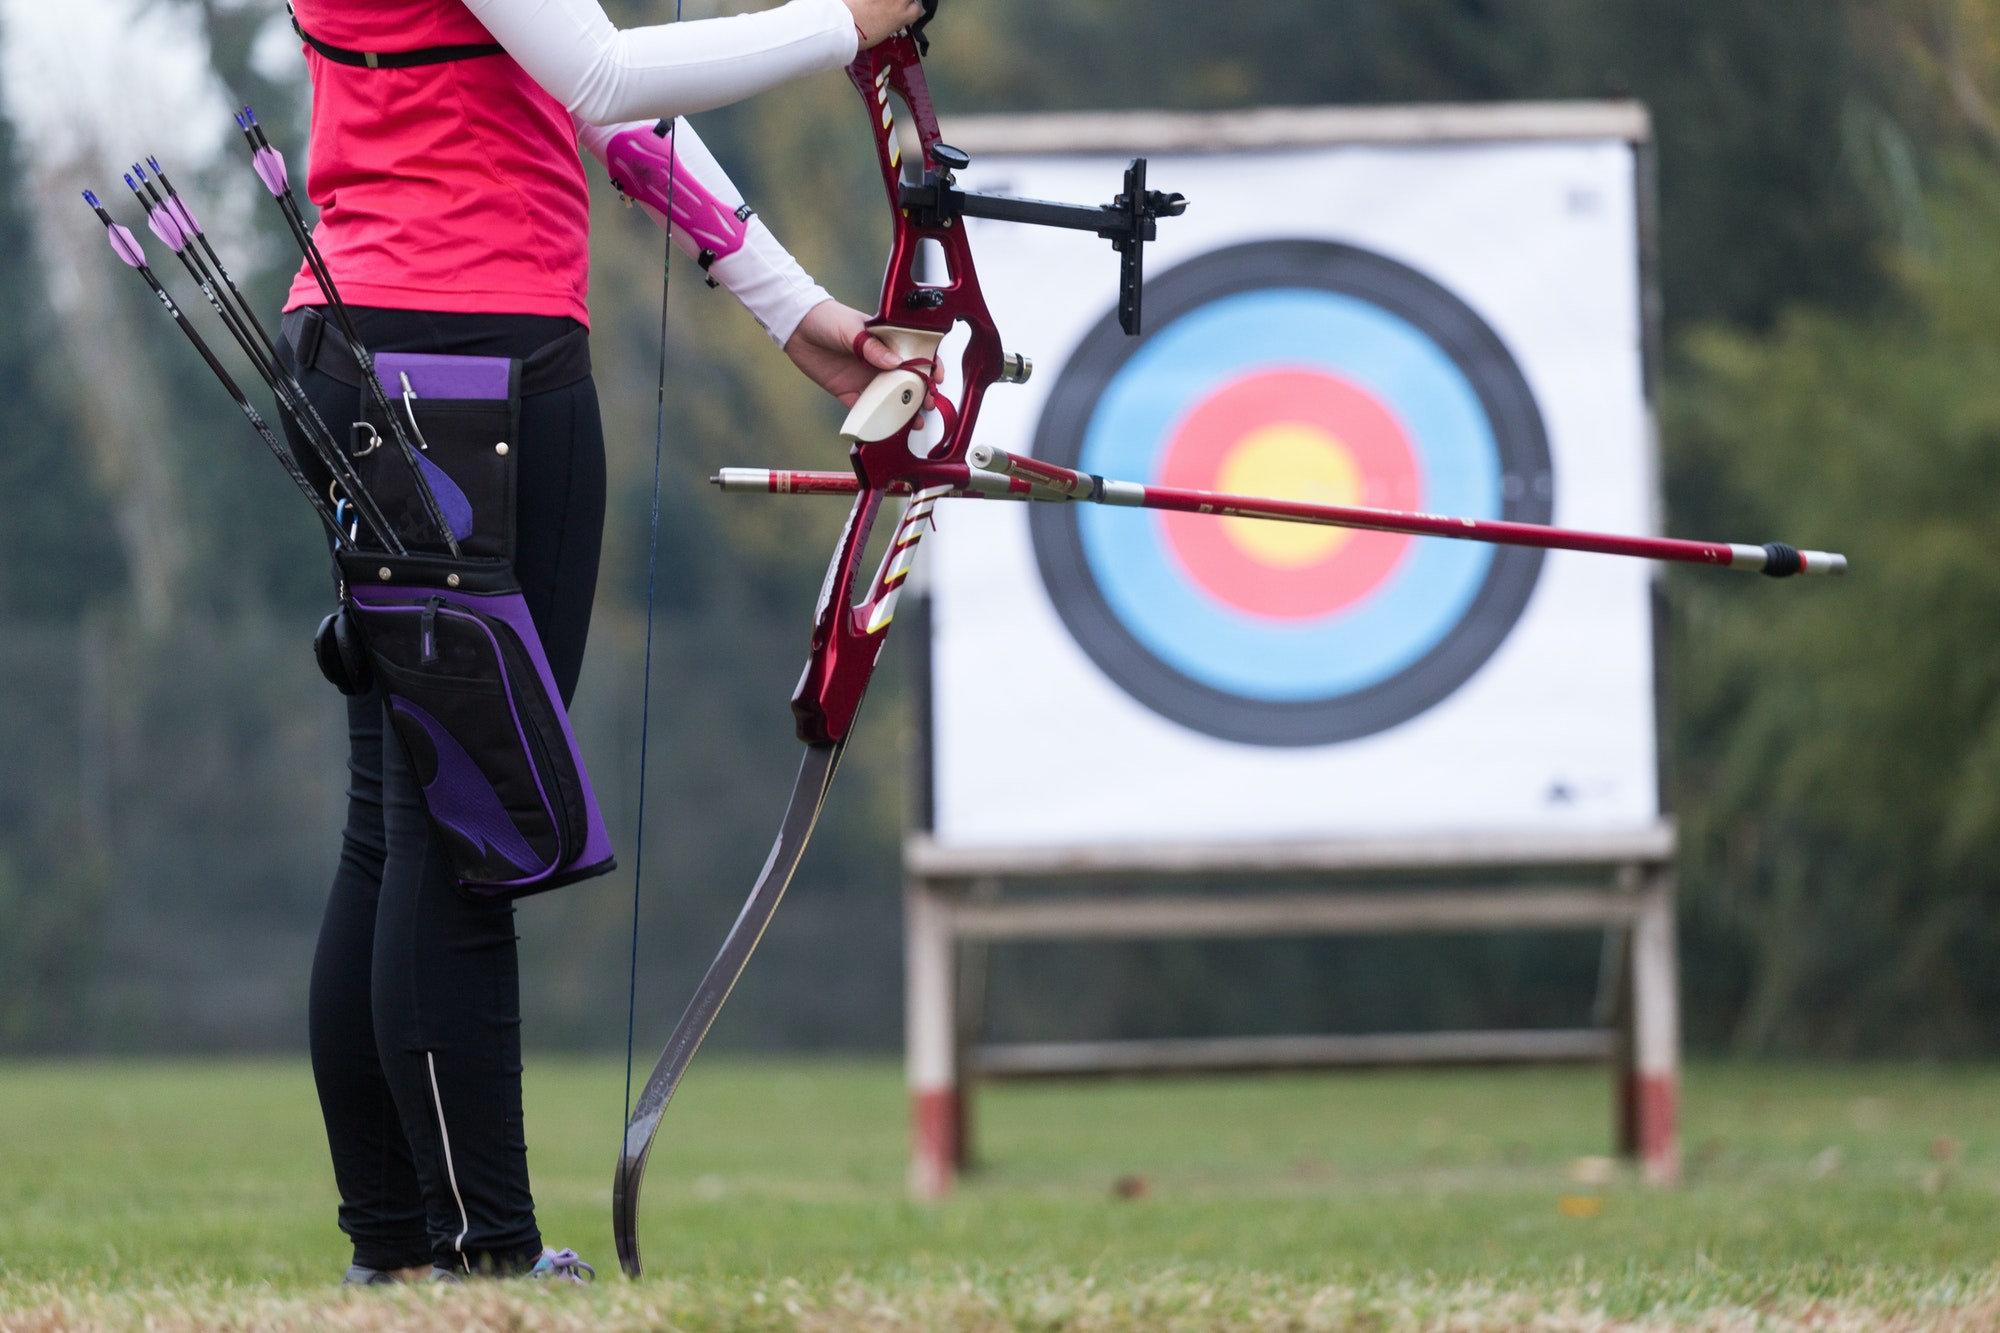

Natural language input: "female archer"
[283,0,923,1284]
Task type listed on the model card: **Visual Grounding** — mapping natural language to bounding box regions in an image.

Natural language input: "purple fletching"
[252,146,287,197]
[144,204,186,252]
[166,193,199,238]
[106,222,145,269]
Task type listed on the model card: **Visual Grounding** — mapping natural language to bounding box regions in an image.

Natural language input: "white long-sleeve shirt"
[468,0,857,343]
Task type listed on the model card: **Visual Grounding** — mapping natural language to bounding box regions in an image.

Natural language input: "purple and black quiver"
[342,551,615,896]
[299,329,615,898]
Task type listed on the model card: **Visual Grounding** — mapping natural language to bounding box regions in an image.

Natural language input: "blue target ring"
[1030,240,1553,746]
[1080,290,1501,700]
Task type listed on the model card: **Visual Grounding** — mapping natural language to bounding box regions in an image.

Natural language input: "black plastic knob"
[931,143,971,172]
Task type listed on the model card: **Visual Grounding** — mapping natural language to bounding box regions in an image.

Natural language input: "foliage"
[0,850,107,1050]
[3,1059,2000,1326]
[7,0,2000,1054]
[1670,164,2000,1054]
[0,63,119,617]
[933,0,1911,331]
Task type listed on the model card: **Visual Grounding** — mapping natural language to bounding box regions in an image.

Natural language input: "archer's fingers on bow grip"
[839,326,944,443]
[845,0,928,48]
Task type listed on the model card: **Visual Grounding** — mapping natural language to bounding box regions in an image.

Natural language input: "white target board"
[921,104,1660,851]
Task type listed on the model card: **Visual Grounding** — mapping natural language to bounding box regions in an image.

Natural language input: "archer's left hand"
[785,298,907,406]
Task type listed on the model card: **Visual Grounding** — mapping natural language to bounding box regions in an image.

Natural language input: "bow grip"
[839,326,945,443]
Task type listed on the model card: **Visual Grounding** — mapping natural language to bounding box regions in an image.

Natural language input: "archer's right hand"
[844,0,926,49]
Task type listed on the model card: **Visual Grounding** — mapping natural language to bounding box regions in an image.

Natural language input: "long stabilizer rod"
[712,450,1847,578]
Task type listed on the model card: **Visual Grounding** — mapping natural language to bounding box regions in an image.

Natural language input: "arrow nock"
[83,192,147,269]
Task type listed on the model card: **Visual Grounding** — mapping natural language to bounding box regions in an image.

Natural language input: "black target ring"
[1029,239,1554,747]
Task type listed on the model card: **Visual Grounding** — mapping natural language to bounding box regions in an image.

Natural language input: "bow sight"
[898,144,1188,335]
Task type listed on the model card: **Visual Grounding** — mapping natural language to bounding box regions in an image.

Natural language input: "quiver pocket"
[280,309,590,558]
[350,354,518,558]
[341,552,615,899]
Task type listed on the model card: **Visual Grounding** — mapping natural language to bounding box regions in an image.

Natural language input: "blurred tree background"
[0,0,1994,1056]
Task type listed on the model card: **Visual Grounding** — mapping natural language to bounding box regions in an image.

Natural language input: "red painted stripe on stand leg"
[1638,1073,1680,1184]
[910,1088,961,1199]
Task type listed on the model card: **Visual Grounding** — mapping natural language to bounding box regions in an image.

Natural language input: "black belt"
[282,308,594,397]
[288,3,505,69]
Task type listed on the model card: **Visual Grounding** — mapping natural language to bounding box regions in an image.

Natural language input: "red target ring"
[1158,369,1421,620]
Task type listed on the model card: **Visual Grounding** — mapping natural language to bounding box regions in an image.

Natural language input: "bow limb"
[610,479,949,1276]
[613,739,842,1278]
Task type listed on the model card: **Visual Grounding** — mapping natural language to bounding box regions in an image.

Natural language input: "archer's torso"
[285,0,593,325]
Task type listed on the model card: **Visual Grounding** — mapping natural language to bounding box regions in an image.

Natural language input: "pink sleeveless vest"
[283,0,593,325]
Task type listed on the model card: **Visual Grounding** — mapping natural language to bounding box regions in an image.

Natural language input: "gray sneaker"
[527,1248,595,1283]
[341,1265,401,1287]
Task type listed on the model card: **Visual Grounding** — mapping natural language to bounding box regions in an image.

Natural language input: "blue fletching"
[413,451,476,542]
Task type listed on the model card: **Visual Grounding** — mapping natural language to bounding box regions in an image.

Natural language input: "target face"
[1030,240,1554,746]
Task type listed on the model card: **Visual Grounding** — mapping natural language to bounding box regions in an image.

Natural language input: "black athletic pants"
[292,307,606,1274]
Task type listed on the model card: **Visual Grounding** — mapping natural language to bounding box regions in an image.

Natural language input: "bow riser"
[850,36,940,204]
[847,37,1003,472]
[791,486,882,743]
[790,38,1015,746]
[791,481,952,744]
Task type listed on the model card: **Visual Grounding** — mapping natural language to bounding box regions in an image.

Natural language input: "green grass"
[2,1059,1997,1328]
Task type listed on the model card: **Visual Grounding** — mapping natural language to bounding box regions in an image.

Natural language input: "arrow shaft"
[238,109,463,558]
[83,192,352,544]
[712,455,1847,578]
[124,169,402,553]
[980,446,1846,576]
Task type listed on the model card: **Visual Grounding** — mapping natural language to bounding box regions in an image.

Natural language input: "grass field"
[2,1059,1998,1330]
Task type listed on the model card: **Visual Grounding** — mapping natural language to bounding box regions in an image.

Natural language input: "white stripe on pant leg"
[426,1052,472,1259]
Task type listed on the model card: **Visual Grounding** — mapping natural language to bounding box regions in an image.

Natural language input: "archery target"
[920,119,1662,848]
[1031,240,1552,745]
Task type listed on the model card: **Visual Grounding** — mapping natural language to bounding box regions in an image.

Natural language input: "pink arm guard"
[603,121,752,279]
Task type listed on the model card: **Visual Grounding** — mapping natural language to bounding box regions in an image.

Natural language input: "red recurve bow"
[611,5,1186,1276]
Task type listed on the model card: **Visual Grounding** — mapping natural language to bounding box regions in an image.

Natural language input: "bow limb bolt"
[610,8,1184,1279]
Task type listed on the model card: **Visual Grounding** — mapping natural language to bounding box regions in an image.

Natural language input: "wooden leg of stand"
[954,929,992,1173]
[907,877,960,1199]
[1631,868,1681,1184]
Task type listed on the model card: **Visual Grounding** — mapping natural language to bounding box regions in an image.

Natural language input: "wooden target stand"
[902,823,1681,1198]
[901,100,1677,1198]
